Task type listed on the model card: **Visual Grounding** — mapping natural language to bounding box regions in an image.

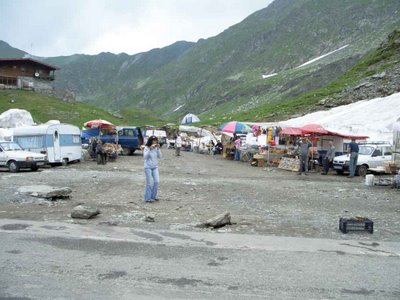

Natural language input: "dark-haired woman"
[143,136,162,202]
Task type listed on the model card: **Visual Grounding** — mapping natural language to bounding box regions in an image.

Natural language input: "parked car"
[0,141,48,172]
[333,142,392,176]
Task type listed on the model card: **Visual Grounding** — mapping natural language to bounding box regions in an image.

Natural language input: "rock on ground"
[198,211,231,228]
[18,185,72,199]
[71,205,100,219]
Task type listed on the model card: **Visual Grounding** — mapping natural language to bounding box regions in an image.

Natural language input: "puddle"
[1,224,31,230]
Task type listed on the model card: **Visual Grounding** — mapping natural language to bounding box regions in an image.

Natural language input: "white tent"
[181,113,200,124]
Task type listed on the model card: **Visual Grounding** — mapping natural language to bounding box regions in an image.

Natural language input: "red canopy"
[280,124,369,140]
[301,124,329,135]
[280,127,304,136]
[84,119,115,129]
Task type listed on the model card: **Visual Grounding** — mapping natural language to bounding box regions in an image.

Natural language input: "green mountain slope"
[0,41,27,58]
[130,0,400,119]
[221,29,400,123]
[45,41,195,108]
[0,90,163,127]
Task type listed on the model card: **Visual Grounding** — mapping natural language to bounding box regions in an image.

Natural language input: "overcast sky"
[0,0,274,57]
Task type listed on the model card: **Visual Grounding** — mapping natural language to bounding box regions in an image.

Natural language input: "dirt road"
[1,149,399,241]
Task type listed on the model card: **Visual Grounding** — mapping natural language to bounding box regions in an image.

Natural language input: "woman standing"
[143,136,162,202]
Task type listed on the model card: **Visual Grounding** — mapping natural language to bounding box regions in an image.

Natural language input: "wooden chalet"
[0,58,60,87]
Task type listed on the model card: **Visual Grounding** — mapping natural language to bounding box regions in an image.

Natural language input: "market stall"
[278,123,369,172]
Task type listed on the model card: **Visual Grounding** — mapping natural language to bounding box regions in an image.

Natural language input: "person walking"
[143,136,162,202]
[322,140,335,175]
[297,137,312,175]
[347,138,359,178]
[175,134,182,156]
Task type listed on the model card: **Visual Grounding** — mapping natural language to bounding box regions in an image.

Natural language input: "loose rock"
[18,185,72,200]
[71,205,100,219]
[197,211,232,228]
[143,214,155,222]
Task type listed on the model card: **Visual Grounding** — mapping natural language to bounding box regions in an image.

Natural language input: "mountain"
[45,41,195,109]
[0,41,27,58]
[224,29,400,123]
[1,0,400,124]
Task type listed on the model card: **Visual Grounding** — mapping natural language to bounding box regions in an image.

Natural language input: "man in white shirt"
[175,134,182,156]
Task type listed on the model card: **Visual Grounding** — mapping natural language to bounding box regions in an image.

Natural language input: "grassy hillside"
[0,90,168,127]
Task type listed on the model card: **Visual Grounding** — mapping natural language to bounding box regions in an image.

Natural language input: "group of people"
[296,136,359,177]
[252,125,282,146]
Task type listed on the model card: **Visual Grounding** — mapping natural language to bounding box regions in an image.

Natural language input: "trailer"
[12,123,82,165]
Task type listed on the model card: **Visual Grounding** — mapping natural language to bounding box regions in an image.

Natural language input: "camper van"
[12,123,82,165]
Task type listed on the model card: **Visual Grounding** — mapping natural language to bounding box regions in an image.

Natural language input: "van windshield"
[359,146,374,155]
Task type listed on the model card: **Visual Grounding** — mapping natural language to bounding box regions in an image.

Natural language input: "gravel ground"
[1,149,399,241]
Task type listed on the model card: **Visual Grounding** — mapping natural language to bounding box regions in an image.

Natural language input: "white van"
[12,123,81,165]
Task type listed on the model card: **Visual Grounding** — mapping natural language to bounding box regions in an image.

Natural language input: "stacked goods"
[269,148,286,154]
[103,143,119,161]
[384,161,397,174]
[278,157,300,171]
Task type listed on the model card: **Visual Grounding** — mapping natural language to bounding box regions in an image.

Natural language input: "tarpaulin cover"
[81,128,99,143]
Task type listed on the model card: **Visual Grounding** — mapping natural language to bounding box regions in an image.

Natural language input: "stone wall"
[17,76,53,91]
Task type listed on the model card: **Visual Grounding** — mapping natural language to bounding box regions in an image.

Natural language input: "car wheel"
[8,161,19,173]
[122,148,132,156]
[357,165,368,177]
[31,166,39,171]
[335,170,344,175]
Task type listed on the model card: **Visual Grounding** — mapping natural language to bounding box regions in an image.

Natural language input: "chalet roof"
[0,58,60,70]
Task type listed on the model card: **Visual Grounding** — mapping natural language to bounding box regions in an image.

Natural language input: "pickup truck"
[0,141,48,172]
[101,126,144,155]
[333,142,392,176]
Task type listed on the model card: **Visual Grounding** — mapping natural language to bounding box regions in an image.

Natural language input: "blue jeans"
[299,155,309,173]
[323,157,331,174]
[144,168,159,201]
[349,152,358,176]
[234,149,240,161]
